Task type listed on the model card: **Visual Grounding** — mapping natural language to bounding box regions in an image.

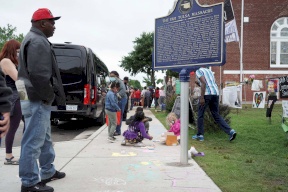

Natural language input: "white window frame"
[270,17,288,68]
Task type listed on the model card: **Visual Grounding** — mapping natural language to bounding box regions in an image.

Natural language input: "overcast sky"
[1,0,176,86]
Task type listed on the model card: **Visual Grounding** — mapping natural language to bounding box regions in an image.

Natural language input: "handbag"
[106,111,121,126]
[151,99,155,107]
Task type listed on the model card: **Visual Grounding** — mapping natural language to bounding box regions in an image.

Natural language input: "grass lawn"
[151,105,288,192]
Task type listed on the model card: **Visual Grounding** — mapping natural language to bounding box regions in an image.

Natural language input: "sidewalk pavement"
[0,108,221,192]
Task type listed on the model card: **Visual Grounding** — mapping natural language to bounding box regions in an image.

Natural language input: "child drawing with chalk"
[166,112,181,136]
[160,112,181,143]
[121,111,153,147]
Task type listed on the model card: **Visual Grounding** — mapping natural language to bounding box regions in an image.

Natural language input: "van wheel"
[97,110,106,125]
[51,118,60,126]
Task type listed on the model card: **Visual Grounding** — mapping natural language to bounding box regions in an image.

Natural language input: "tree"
[143,76,153,87]
[156,79,163,85]
[166,70,179,78]
[128,79,141,89]
[0,24,24,50]
[120,32,156,87]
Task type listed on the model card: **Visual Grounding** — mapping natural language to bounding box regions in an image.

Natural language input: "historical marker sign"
[154,0,225,70]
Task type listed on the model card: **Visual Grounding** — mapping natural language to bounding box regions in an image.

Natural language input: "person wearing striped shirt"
[192,67,237,142]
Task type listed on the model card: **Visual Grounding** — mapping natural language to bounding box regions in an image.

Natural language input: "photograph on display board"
[267,79,279,93]
[222,85,242,108]
[252,92,266,108]
[267,79,279,98]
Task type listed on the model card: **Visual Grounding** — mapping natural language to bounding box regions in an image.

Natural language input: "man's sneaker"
[107,137,116,143]
[192,135,204,141]
[21,182,54,192]
[121,139,126,146]
[41,171,66,184]
[229,129,237,141]
[113,132,120,136]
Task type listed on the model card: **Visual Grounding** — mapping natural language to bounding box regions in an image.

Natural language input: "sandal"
[4,156,19,165]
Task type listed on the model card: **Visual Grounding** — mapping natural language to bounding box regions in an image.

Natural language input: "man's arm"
[125,115,134,125]
[199,76,206,105]
[0,70,12,113]
[144,116,152,122]
[0,112,10,138]
[117,80,127,98]
[0,69,12,137]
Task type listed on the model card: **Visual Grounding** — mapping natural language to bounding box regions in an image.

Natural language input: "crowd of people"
[104,69,166,146]
[104,67,238,147]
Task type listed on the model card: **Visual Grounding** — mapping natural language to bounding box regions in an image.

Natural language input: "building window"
[270,17,288,67]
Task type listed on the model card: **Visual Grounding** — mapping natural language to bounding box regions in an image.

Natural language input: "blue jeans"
[19,101,56,187]
[130,98,134,110]
[154,97,159,108]
[197,95,232,135]
[159,96,165,111]
[116,97,127,134]
[144,96,150,108]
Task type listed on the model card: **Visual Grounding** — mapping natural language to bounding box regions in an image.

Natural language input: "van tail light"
[91,86,97,105]
[84,84,91,105]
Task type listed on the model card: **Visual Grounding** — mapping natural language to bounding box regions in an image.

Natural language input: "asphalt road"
[0,119,101,148]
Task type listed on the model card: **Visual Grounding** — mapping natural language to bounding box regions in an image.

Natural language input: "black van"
[51,43,109,125]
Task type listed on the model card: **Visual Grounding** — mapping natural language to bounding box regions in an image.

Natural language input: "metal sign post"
[179,69,190,164]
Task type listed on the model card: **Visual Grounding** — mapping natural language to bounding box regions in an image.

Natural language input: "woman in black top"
[0,39,22,165]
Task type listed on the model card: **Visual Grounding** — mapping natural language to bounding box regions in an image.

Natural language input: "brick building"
[189,0,288,102]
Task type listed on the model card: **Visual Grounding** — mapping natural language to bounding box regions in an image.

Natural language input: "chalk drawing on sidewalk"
[164,171,193,180]
[140,162,150,165]
[94,191,124,192]
[142,149,155,153]
[140,145,155,151]
[140,160,162,166]
[164,171,207,189]
[93,177,127,186]
[150,160,162,166]
[124,163,160,182]
[112,151,137,157]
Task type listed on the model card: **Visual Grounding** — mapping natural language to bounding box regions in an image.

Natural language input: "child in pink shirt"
[167,112,180,136]
[160,112,181,144]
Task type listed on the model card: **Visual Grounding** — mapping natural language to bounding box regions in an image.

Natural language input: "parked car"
[51,43,109,125]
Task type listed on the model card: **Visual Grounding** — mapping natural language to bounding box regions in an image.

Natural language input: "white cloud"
[1,0,175,86]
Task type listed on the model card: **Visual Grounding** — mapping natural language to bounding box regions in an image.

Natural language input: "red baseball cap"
[31,8,60,21]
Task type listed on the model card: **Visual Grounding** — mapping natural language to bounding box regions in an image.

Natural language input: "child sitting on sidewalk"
[126,107,152,132]
[121,111,153,147]
[160,112,181,143]
[167,112,181,136]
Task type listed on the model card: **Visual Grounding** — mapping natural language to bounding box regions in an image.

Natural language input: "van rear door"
[53,45,86,106]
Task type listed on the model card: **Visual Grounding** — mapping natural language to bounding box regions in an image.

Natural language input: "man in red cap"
[18,8,66,192]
